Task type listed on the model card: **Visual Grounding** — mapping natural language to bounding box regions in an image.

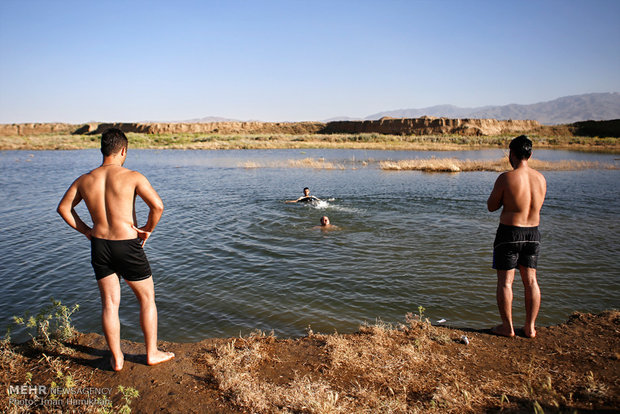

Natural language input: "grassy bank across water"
[1,132,619,152]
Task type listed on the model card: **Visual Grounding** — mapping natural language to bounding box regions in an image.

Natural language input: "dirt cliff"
[79,121,326,135]
[322,116,542,136]
[0,123,77,136]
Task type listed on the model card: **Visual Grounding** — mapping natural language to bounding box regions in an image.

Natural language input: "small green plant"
[2,324,11,344]
[533,400,544,414]
[0,324,14,360]
[96,394,113,413]
[500,393,510,407]
[405,305,431,328]
[12,298,79,350]
[117,385,140,414]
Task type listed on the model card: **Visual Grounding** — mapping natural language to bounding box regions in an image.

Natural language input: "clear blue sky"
[0,0,618,123]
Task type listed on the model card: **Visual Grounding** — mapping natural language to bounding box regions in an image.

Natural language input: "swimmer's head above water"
[286,187,314,203]
[314,216,339,231]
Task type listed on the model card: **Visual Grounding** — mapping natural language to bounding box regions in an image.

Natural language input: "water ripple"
[1,149,619,341]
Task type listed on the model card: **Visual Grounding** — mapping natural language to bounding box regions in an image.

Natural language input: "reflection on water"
[1,149,619,342]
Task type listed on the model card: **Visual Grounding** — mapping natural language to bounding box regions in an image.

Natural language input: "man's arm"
[132,173,164,246]
[57,178,92,239]
[285,196,305,203]
[487,174,505,212]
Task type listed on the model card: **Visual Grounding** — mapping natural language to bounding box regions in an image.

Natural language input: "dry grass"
[203,312,620,413]
[240,157,345,170]
[287,157,345,170]
[240,156,618,172]
[1,132,619,152]
[208,331,349,413]
[380,157,618,172]
[206,318,492,413]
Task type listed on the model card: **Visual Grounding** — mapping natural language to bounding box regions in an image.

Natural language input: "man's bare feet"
[523,326,537,338]
[491,324,515,338]
[110,354,124,371]
[147,350,175,366]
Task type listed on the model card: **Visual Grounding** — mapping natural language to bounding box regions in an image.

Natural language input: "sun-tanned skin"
[487,141,546,338]
[57,132,174,370]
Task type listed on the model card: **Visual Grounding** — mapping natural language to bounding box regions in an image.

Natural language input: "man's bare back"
[487,164,546,226]
[58,156,163,246]
[72,165,163,241]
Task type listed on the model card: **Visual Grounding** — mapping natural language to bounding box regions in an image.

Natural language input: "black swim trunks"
[492,224,541,270]
[91,237,152,281]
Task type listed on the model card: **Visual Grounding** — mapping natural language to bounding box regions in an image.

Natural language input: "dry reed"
[239,157,345,170]
[380,157,618,172]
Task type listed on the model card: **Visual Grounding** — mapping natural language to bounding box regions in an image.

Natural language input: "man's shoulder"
[114,167,145,179]
[494,170,511,183]
[530,167,546,180]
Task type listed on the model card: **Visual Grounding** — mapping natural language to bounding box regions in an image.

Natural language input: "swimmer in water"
[313,216,340,231]
[285,187,320,203]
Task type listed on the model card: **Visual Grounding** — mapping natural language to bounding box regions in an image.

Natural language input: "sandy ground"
[2,311,618,413]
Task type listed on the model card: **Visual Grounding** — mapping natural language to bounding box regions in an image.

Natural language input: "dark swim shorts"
[492,224,541,270]
[91,237,152,281]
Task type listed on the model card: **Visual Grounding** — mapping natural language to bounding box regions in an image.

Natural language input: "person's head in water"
[320,216,330,226]
[303,187,310,196]
[508,135,532,167]
[101,128,128,157]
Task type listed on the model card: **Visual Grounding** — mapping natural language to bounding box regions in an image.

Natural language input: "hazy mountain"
[182,116,242,123]
[321,116,364,122]
[365,93,620,125]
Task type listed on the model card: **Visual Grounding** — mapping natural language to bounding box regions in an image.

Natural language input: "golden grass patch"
[380,157,618,172]
[239,157,345,170]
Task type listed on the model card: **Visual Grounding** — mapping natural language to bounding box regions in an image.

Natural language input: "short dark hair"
[509,135,532,160]
[101,128,128,156]
[303,187,309,192]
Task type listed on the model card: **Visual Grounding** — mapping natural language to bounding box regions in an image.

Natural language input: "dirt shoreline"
[2,311,618,413]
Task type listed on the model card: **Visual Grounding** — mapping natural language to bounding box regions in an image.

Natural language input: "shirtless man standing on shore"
[487,135,547,338]
[57,128,174,370]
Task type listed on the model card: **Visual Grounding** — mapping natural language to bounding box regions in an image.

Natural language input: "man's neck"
[511,159,528,170]
[101,157,123,167]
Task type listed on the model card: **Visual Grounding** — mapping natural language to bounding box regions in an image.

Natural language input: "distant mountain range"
[182,116,242,123]
[363,93,620,125]
[182,93,620,125]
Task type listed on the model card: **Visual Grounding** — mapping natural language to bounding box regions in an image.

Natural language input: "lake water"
[1,149,619,342]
